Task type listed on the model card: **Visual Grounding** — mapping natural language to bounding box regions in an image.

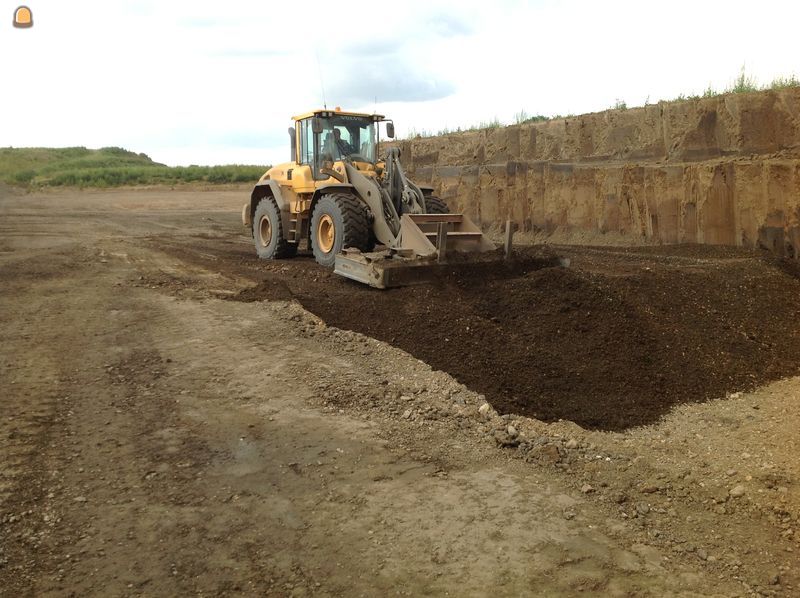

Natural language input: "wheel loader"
[242,108,499,288]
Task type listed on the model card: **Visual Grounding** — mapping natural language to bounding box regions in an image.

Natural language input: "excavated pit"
[222,242,800,431]
[152,234,800,431]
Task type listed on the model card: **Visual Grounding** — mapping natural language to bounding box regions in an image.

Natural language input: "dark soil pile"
[171,236,800,431]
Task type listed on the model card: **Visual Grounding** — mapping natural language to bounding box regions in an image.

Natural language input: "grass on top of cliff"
[0,147,268,188]
[673,68,800,102]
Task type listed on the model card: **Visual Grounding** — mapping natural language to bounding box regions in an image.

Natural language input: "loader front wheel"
[310,193,370,268]
[425,195,450,214]
[253,196,296,259]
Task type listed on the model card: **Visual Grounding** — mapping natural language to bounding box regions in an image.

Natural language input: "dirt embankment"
[397,88,800,257]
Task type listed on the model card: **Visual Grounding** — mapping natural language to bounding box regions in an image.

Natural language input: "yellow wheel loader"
[242,108,498,288]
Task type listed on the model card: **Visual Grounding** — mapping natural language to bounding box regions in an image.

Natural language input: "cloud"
[322,11,465,106]
[211,130,290,149]
[426,13,473,37]
[211,48,289,58]
[327,57,455,104]
[130,125,289,150]
[179,16,227,28]
[340,13,471,56]
[341,38,400,57]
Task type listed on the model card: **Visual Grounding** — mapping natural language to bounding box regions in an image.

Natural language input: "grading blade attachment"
[334,211,502,289]
[334,249,436,288]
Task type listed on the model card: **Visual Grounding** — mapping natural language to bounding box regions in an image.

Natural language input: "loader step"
[289,212,306,242]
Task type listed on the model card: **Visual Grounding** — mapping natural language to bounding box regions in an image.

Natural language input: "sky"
[2,0,799,166]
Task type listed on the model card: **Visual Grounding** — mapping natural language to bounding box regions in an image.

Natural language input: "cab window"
[298,119,314,165]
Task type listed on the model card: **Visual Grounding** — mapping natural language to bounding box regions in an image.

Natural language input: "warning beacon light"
[13,6,33,28]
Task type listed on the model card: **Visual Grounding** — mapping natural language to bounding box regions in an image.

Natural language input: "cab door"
[292,118,317,194]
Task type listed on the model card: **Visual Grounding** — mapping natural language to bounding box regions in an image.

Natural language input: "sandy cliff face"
[397,88,800,255]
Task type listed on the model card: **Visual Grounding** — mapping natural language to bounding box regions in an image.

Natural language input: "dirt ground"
[1,185,799,597]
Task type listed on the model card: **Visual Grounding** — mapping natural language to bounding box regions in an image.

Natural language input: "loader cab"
[294,110,383,180]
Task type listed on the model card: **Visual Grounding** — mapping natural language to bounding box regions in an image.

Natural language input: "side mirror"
[386,122,395,138]
[311,117,324,134]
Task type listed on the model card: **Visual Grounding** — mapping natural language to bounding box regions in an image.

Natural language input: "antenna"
[315,50,327,109]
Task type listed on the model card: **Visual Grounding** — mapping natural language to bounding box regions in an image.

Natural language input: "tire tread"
[254,196,297,259]
[310,192,370,266]
[425,195,450,214]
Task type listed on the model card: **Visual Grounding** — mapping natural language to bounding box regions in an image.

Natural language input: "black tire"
[310,192,370,268]
[424,195,450,214]
[252,196,296,259]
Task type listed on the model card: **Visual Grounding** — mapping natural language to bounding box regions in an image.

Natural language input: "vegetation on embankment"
[406,67,800,139]
[0,146,268,188]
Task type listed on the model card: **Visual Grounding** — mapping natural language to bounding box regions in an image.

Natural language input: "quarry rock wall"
[396,88,800,256]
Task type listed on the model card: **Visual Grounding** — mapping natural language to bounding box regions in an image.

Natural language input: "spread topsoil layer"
[161,236,800,431]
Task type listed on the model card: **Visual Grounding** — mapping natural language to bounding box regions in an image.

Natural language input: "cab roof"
[292,108,385,121]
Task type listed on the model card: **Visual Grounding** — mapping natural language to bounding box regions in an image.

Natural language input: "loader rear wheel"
[253,196,296,259]
[310,193,370,268]
[425,195,450,214]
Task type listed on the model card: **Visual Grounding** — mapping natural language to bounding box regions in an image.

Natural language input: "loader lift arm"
[383,147,428,215]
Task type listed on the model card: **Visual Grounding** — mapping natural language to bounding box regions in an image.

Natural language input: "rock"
[636,502,650,515]
[73,496,87,503]
[478,403,493,418]
[506,425,518,438]
[768,573,781,585]
[493,430,520,448]
[612,492,628,504]
[697,548,708,560]
[401,410,412,419]
[565,439,579,449]
[528,444,561,464]
[729,485,746,498]
[581,484,595,494]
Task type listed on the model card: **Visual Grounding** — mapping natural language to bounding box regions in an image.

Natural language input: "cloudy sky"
[2,0,799,166]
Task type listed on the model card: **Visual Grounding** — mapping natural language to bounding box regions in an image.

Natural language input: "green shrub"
[728,66,759,94]
[0,146,269,188]
[12,169,36,184]
[769,75,800,90]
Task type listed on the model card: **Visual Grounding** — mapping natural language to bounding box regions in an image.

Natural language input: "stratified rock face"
[397,88,800,256]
